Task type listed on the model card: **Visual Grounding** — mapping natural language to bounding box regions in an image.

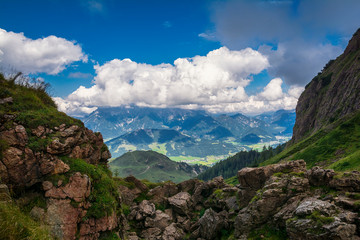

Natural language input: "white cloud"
[56,47,304,116]
[258,78,284,101]
[198,32,217,41]
[0,28,87,74]
[53,97,98,117]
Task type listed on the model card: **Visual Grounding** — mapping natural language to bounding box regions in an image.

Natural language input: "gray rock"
[168,192,191,216]
[295,198,336,216]
[145,210,172,230]
[162,223,184,240]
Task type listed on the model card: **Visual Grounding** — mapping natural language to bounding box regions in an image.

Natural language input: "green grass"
[261,111,360,170]
[149,142,167,155]
[306,210,335,225]
[328,149,360,171]
[0,74,83,130]
[224,176,239,186]
[0,201,52,240]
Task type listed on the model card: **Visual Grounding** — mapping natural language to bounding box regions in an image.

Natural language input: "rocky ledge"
[0,120,110,189]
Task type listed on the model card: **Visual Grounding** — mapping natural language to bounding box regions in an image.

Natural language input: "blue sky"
[1,0,360,116]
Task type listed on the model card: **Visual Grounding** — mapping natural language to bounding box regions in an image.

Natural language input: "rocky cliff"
[292,28,360,143]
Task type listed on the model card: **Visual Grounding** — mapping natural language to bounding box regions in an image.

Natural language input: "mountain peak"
[344,28,360,56]
[292,28,360,143]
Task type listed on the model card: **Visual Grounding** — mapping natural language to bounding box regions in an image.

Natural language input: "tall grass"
[0,201,52,240]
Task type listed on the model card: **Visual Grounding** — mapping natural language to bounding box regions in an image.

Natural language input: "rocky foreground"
[119,160,360,239]
[1,121,360,239]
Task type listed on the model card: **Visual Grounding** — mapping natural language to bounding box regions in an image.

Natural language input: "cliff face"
[292,28,360,143]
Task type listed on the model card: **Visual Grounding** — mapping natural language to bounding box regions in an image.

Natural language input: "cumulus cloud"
[55,47,303,116]
[209,0,360,86]
[0,28,87,74]
[53,97,98,117]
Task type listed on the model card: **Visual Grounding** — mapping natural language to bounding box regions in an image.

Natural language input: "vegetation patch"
[306,210,335,225]
[19,193,47,214]
[61,157,120,219]
[0,201,52,240]
[0,73,83,130]
[262,111,360,170]
[224,176,239,186]
[121,204,131,216]
[0,139,9,160]
[248,224,287,240]
[27,135,52,152]
[99,231,121,240]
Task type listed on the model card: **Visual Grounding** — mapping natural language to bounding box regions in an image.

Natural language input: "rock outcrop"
[0,112,119,239]
[292,28,360,143]
[0,120,110,189]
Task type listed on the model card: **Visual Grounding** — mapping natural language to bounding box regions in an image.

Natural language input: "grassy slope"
[109,150,197,183]
[261,111,360,170]
[0,74,83,130]
[0,201,52,240]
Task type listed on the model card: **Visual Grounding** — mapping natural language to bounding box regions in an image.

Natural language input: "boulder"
[79,212,118,238]
[237,160,306,191]
[45,198,81,240]
[168,192,192,216]
[148,182,178,205]
[193,208,228,240]
[329,171,360,192]
[162,223,185,240]
[308,166,336,186]
[145,210,172,230]
[295,198,337,216]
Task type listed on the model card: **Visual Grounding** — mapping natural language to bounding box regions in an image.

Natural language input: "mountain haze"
[82,106,295,161]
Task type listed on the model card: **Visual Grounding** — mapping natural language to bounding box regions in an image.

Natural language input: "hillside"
[110,150,207,183]
[197,144,285,181]
[261,28,360,170]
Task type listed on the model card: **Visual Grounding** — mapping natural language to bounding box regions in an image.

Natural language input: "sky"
[1,0,360,116]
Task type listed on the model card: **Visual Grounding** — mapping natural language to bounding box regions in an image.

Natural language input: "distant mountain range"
[81,106,296,162]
